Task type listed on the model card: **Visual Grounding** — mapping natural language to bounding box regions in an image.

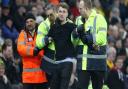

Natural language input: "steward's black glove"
[72,28,79,38]
[76,24,85,34]
[80,33,93,46]
[44,36,53,45]
[33,47,41,56]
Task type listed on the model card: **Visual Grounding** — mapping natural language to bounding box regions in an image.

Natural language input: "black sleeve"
[48,18,61,38]
[70,23,77,32]
[80,32,93,45]
[47,25,55,38]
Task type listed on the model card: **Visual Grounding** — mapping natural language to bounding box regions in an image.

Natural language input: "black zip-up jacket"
[48,19,76,60]
[0,76,12,89]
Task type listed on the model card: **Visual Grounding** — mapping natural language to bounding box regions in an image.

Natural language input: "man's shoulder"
[76,16,82,20]
[39,21,46,27]
[65,22,76,30]
[96,14,107,27]
[96,14,106,21]
[39,18,50,26]
[67,21,75,25]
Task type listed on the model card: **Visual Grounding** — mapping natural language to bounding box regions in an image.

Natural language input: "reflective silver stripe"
[19,41,25,45]
[99,27,107,32]
[92,16,97,44]
[76,18,79,25]
[23,31,27,41]
[44,22,49,31]
[37,31,43,35]
[23,31,32,56]
[23,68,42,72]
[43,55,56,64]
[56,58,76,64]
[43,55,76,64]
[77,54,107,59]
[26,46,31,56]
[42,38,46,45]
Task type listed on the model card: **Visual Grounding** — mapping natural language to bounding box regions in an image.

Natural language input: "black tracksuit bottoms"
[50,62,73,89]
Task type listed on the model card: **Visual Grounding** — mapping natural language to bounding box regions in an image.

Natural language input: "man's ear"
[85,7,88,11]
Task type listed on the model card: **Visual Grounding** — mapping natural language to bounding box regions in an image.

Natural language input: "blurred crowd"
[1,0,128,89]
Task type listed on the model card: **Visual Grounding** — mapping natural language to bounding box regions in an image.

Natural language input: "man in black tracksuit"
[45,2,77,89]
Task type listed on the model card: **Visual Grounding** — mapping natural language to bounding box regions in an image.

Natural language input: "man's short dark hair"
[45,3,56,11]
[82,0,93,9]
[57,2,69,10]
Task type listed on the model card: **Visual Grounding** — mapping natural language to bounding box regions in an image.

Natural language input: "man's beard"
[26,26,34,32]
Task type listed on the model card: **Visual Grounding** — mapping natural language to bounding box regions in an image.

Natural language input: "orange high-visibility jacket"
[17,30,47,83]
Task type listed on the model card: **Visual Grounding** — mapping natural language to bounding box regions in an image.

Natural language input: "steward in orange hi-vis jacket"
[17,13,47,89]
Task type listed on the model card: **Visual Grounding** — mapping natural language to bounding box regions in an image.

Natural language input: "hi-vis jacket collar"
[46,18,51,26]
[88,9,97,18]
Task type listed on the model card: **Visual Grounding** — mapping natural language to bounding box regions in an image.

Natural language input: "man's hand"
[72,24,85,39]
[92,44,100,51]
[44,36,53,45]
[72,28,79,38]
[76,24,85,34]
[33,47,41,56]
